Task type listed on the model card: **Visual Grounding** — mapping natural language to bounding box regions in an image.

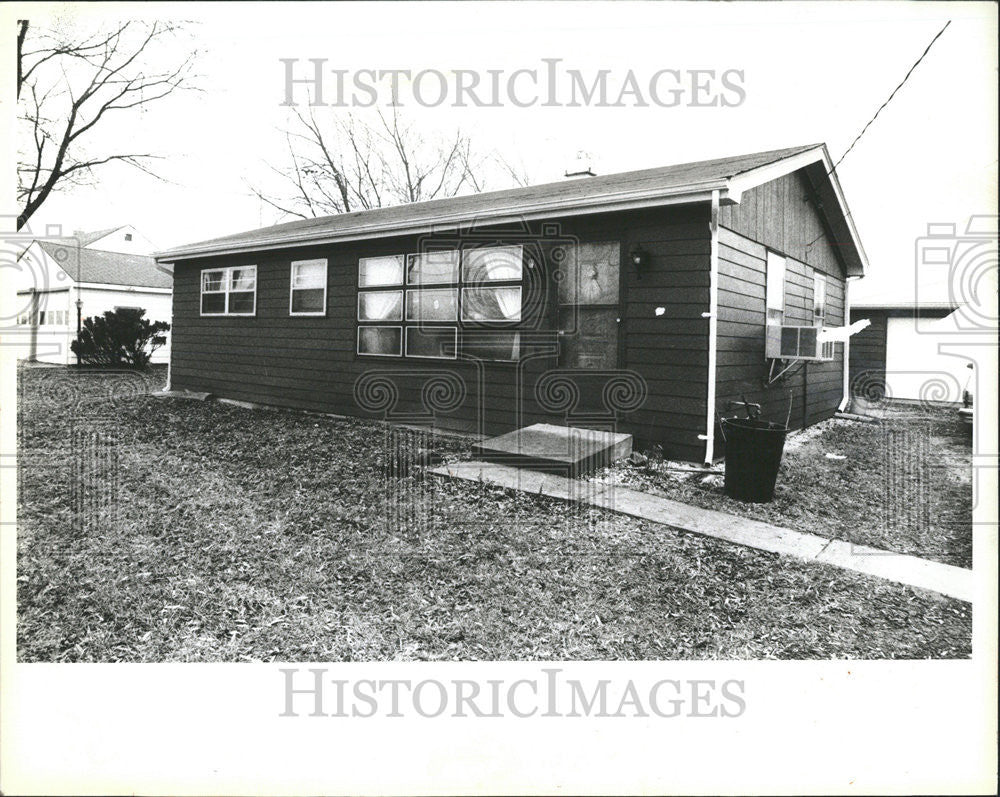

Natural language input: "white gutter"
[839,275,857,411]
[702,189,721,465]
[75,283,172,293]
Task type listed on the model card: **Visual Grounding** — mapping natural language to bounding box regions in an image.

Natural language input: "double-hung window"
[290,259,328,315]
[201,266,257,316]
[356,245,524,360]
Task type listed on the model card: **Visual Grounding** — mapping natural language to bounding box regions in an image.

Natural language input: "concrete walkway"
[429,461,974,603]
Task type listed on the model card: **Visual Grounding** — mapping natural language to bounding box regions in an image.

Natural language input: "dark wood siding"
[719,169,846,277]
[848,308,888,398]
[714,168,847,445]
[170,205,711,462]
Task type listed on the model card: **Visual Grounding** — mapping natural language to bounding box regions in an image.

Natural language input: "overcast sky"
[13,1,999,303]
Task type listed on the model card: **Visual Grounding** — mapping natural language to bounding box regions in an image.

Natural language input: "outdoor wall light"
[629,245,650,273]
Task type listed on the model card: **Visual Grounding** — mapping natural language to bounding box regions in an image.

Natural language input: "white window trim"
[404,288,458,322]
[200,265,257,317]
[358,255,405,288]
[357,246,524,361]
[406,250,461,286]
[356,325,403,357]
[461,244,525,283]
[405,326,458,360]
[289,258,328,316]
[357,289,404,322]
[460,285,523,322]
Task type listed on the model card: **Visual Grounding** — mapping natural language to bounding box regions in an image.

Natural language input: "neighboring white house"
[14,225,173,365]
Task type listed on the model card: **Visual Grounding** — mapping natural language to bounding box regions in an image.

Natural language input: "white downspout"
[164,269,173,392]
[838,275,855,411]
[703,189,720,465]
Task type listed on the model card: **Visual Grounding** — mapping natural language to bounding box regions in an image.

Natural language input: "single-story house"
[156,144,868,464]
[15,225,173,365]
[849,302,971,404]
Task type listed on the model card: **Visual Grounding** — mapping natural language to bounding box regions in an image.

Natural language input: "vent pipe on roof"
[564,150,597,178]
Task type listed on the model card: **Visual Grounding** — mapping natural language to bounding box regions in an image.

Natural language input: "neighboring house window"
[114,306,143,313]
[356,246,523,360]
[766,250,785,323]
[813,273,827,325]
[201,266,257,316]
[124,233,133,241]
[290,258,328,315]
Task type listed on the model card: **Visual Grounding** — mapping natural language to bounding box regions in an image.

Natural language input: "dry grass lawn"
[596,406,973,569]
[17,365,971,662]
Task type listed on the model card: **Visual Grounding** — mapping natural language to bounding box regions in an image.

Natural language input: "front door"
[557,241,620,369]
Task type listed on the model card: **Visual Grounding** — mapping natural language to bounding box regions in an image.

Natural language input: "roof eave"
[155,144,870,277]
[727,143,868,278]
[154,182,729,263]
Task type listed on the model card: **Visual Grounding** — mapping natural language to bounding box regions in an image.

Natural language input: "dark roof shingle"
[38,241,172,289]
[157,145,822,261]
[76,226,124,247]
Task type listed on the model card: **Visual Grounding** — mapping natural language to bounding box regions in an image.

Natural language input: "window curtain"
[495,287,521,320]
[464,246,522,283]
[294,261,326,287]
[361,291,401,320]
[361,256,403,287]
[230,268,256,291]
[408,252,458,285]
[463,287,521,321]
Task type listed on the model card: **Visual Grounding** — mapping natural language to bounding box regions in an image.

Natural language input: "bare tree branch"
[16,19,199,230]
[250,105,533,223]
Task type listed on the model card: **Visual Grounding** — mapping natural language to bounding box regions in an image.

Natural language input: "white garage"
[850,302,972,403]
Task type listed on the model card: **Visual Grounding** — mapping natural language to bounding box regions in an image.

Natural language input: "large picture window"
[290,259,327,315]
[201,266,257,316]
[356,245,524,360]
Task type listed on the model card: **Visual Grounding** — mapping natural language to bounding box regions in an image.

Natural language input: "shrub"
[70,308,170,369]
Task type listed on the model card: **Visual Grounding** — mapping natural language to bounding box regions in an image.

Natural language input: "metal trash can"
[721,418,788,503]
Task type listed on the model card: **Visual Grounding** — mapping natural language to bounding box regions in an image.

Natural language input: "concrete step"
[472,423,632,477]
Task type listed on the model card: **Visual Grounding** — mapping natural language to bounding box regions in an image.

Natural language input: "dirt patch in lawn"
[594,405,972,569]
[17,367,970,662]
